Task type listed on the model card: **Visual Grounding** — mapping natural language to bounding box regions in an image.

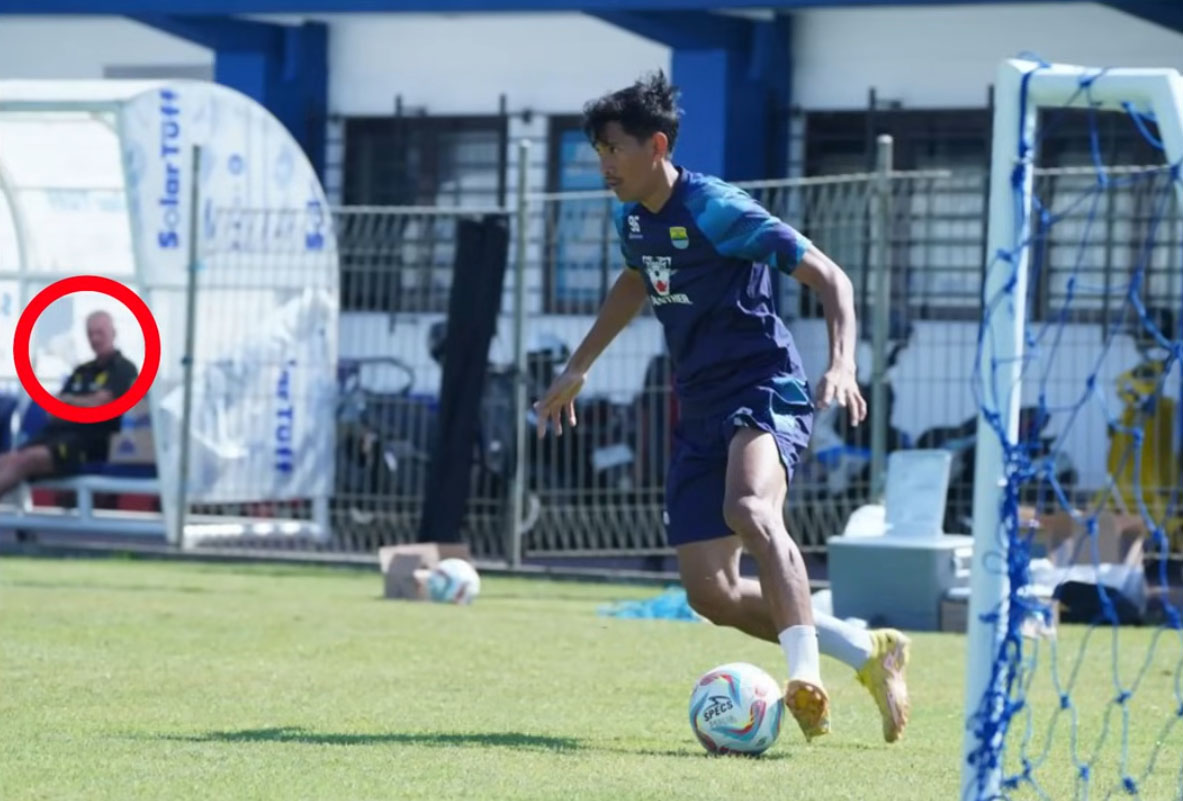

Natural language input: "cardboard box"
[108,398,155,464]
[938,589,968,633]
[1018,507,1145,568]
[108,428,155,464]
[120,398,152,429]
[940,586,1060,636]
[378,542,472,600]
[933,509,1148,634]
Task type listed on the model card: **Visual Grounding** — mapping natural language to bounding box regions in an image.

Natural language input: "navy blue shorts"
[664,375,813,548]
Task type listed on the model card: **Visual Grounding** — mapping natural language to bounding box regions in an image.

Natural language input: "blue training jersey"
[615,167,814,418]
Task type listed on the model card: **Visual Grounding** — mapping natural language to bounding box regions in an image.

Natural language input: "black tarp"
[417,215,510,545]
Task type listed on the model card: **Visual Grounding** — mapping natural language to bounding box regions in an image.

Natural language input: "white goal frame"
[963,58,1183,800]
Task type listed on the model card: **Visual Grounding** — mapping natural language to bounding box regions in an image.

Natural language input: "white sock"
[813,612,874,671]
[778,625,822,686]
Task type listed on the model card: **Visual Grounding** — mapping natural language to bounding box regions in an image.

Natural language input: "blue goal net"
[965,59,1183,800]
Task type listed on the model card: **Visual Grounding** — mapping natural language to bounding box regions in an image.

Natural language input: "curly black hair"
[582,70,681,153]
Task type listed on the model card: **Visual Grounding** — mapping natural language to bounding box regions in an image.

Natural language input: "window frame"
[339,114,508,313]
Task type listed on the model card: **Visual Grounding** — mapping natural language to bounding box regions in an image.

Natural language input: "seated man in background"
[0,311,139,495]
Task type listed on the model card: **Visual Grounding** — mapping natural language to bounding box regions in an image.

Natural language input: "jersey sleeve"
[612,204,640,270]
[686,179,812,273]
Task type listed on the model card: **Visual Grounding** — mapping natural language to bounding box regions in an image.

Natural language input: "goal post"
[962,57,1183,800]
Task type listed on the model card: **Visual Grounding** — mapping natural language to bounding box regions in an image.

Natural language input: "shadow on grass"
[596,741,793,761]
[155,727,794,760]
[5,579,212,595]
[161,726,581,751]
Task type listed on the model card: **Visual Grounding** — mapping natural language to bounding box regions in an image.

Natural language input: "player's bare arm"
[533,267,648,438]
[792,247,868,428]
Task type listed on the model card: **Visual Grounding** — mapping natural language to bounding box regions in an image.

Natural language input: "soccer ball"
[689,662,784,756]
[426,558,481,604]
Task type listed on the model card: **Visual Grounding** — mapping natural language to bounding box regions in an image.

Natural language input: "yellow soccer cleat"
[784,679,831,742]
[856,628,911,743]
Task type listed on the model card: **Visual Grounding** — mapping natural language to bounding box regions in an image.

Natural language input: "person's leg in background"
[0,444,55,497]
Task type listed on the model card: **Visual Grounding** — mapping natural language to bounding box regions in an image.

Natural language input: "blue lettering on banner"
[158,88,183,249]
[275,359,296,475]
[305,195,326,251]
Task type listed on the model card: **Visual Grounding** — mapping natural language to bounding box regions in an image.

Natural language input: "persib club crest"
[669,226,689,250]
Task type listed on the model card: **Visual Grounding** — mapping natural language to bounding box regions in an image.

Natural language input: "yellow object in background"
[1104,358,1182,548]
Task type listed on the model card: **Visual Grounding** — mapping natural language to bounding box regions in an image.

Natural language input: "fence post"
[173,145,201,547]
[505,139,530,569]
[869,134,893,500]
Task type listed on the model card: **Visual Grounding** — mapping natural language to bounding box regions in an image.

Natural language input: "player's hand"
[815,363,867,427]
[533,369,585,438]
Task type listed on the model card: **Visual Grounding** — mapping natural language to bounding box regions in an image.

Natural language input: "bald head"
[86,311,116,359]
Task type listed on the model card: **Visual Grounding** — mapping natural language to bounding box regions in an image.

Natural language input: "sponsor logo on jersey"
[642,255,691,306]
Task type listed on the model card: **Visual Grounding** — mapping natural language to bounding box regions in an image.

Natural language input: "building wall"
[792,3,1183,109]
[323,13,668,116]
[0,17,211,79]
[5,5,1181,115]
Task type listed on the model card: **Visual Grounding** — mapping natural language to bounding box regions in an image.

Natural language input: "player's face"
[594,122,663,202]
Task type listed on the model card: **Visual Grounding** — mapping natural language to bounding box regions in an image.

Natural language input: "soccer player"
[533,73,910,743]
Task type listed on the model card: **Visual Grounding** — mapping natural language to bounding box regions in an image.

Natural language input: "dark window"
[339,115,508,312]
[802,108,992,326]
[343,115,506,207]
[1030,109,1176,331]
[800,106,1178,329]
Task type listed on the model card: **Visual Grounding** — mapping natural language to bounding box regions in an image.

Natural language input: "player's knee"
[723,495,778,543]
[684,580,741,625]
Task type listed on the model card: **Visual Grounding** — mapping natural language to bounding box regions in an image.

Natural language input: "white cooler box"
[826,449,973,631]
[828,534,973,630]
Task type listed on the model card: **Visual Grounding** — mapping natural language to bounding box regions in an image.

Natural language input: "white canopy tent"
[0,80,339,544]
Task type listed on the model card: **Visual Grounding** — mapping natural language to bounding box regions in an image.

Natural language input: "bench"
[0,395,329,544]
[0,394,166,539]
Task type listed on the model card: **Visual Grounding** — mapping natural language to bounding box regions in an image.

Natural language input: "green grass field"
[2,556,1180,801]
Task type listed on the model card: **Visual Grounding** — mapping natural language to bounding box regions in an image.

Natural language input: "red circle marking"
[13,275,160,424]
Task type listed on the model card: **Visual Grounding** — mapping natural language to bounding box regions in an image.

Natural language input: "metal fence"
[178,205,516,559]
[331,206,514,559]
[298,142,962,561]
[517,141,975,557]
[171,141,1182,564]
[169,207,338,549]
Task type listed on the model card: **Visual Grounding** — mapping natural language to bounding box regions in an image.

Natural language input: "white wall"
[6,8,1182,118]
[0,14,664,116]
[0,17,209,79]
[322,13,668,116]
[793,2,1183,109]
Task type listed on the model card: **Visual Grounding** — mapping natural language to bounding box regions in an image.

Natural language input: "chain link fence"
[173,148,991,562]
[331,206,514,559]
